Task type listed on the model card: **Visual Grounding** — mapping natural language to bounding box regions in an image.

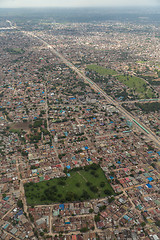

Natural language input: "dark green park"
[24,164,115,205]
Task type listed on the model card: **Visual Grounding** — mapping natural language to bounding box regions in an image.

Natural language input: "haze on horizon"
[0,0,160,8]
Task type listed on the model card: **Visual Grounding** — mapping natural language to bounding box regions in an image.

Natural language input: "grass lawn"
[4,48,25,54]
[116,75,155,99]
[136,61,147,64]
[87,64,118,76]
[24,164,115,206]
[86,64,156,99]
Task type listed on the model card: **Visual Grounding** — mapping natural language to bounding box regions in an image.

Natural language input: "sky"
[0,0,160,8]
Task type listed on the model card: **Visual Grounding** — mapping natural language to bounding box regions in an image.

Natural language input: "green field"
[87,64,118,76]
[86,64,156,99]
[4,48,25,54]
[116,75,155,99]
[24,164,115,205]
[136,61,147,64]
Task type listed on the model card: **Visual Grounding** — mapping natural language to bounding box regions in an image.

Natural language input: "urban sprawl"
[0,16,160,240]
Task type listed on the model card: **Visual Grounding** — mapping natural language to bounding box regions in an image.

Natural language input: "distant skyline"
[0,0,160,8]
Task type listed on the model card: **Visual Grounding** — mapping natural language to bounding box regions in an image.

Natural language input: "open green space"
[86,64,156,99]
[116,75,155,99]
[24,164,115,205]
[87,64,118,76]
[136,60,147,64]
[4,48,25,54]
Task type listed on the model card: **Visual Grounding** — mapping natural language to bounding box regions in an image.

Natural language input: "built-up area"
[0,19,160,240]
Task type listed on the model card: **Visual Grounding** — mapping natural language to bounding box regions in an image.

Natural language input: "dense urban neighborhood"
[0,9,160,240]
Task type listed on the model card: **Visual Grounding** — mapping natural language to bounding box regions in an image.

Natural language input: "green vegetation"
[155,220,160,227]
[80,227,89,233]
[28,118,50,143]
[94,214,100,222]
[138,75,160,86]
[116,75,155,99]
[136,61,147,64]
[4,48,25,54]
[141,222,146,227]
[29,132,41,143]
[87,64,156,99]
[9,128,21,134]
[87,64,118,76]
[17,199,23,209]
[135,102,160,113]
[24,164,115,205]
[33,119,43,128]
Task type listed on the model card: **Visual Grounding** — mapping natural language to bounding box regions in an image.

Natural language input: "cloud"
[0,0,16,6]
[0,0,159,8]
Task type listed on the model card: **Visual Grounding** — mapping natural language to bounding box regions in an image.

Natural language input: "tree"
[58,180,66,186]
[65,191,78,202]
[75,182,80,187]
[115,179,120,184]
[86,181,91,186]
[81,190,90,200]
[29,213,34,222]
[100,182,105,187]
[99,205,106,212]
[155,220,160,227]
[89,208,94,213]
[108,197,115,203]
[80,227,89,233]
[2,193,6,198]
[90,185,98,193]
[17,199,23,209]
[94,214,100,222]
[104,189,112,196]
[141,222,146,227]
[34,230,38,238]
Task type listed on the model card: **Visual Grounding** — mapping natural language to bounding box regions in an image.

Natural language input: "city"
[0,7,160,240]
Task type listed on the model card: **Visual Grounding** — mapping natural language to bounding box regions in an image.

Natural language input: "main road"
[22,31,160,148]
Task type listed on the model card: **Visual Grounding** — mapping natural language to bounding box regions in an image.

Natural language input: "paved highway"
[22,31,160,148]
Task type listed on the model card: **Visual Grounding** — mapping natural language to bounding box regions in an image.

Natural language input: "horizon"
[0,6,160,10]
[0,0,159,8]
